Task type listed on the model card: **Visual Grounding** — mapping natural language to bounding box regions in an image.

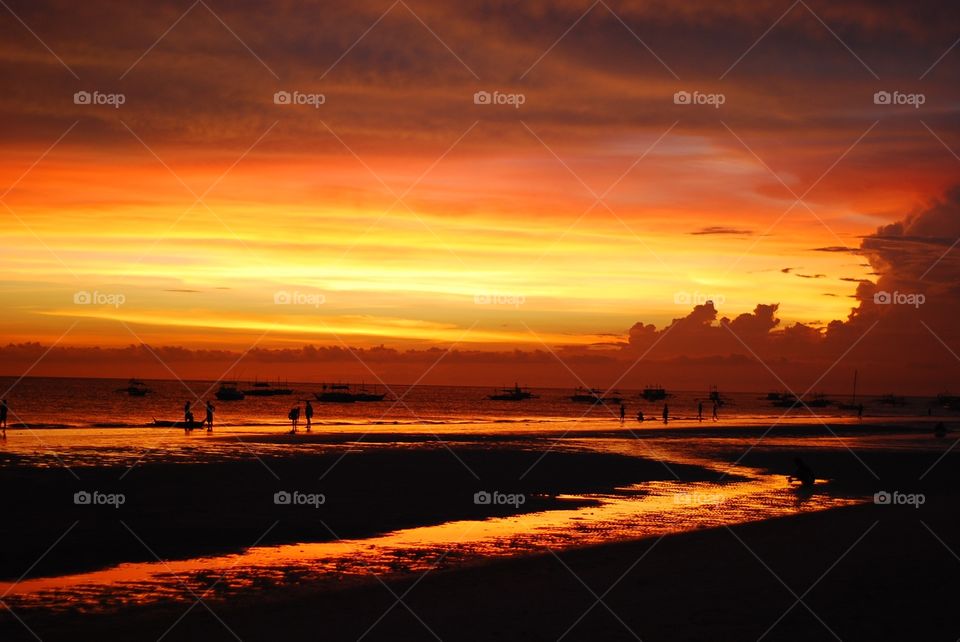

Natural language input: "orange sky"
[1,0,959,387]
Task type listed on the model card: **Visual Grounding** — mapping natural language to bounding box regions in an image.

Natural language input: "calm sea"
[0,377,949,429]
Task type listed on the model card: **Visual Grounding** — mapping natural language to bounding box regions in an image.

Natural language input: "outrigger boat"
[570,387,622,405]
[641,385,667,401]
[878,394,906,406]
[938,392,960,410]
[314,383,387,403]
[242,379,293,396]
[215,382,245,401]
[116,378,151,396]
[771,392,800,408]
[488,384,537,401]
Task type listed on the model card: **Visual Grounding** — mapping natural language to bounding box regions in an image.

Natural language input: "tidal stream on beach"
[0,421,910,616]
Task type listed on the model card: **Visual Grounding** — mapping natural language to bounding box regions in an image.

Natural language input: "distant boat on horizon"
[488,384,537,401]
[641,385,667,401]
[570,387,622,405]
[116,378,151,396]
[315,383,386,403]
[215,382,245,401]
[938,392,960,409]
[242,379,293,396]
[878,393,906,406]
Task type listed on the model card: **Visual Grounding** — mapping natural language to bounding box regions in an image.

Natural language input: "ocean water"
[0,376,951,429]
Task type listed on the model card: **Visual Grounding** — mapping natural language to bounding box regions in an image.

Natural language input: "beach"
[0,417,955,640]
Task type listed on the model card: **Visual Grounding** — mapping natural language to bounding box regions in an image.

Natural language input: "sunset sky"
[1,1,959,389]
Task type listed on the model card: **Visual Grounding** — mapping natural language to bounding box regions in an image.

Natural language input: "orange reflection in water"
[0,452,857,615]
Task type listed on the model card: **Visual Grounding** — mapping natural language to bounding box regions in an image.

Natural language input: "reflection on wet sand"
[0,438,858,616]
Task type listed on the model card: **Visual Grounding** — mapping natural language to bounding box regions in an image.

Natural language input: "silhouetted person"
[619,403,626,423]
[935,422,947,438]
[0,398,7,435]
[288,406,300,433]
[183,401,191,423]
[712,402,719,422]
[205,400,215,432]
[184,409,195,433]
[789,457,815,488]
[636,410,644,423]
[662,404,669,424]
[857,404,863,421]
[305,401,314,432]
[697,401,703,422]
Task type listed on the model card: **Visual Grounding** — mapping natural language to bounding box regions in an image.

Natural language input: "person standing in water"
[697,401,703,422]
[305,400,314,432]
[205,400,215,432]
[183,400,191,423]
[288,405,300,433]
[619,403,626,423]
[0,398,7,436]
[712,401,719,422]
[662,404,669,424]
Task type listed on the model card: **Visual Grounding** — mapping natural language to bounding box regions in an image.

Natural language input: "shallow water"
[0,430,878,616]
[1,376,952,431]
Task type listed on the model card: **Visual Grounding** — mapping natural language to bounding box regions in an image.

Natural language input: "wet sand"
[0,420,956,640]
[0,441,724,580]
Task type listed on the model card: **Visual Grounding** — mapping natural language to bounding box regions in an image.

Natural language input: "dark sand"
[0,444,722,580]
[1,424,957,641]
